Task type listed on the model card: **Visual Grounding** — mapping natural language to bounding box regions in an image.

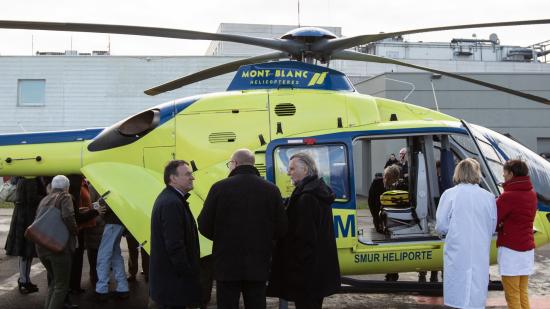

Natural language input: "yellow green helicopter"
[1,19,550,284]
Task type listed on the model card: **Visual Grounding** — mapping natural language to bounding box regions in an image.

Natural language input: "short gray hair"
[51,175,70,190]
[290,152,318,177]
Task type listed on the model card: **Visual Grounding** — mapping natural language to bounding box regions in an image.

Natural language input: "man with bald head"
[198,149,287,309]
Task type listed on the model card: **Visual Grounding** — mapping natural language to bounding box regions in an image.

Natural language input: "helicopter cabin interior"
[352,130,502,243]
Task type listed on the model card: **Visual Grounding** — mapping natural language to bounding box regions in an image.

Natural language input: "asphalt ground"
[2,208,550,309]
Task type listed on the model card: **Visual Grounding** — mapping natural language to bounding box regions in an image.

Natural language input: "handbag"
[24,193,69,253]
[0,180,17,203]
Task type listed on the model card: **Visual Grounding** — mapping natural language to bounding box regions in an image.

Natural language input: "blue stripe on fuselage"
[0,128,104,146]
[0,95,201,147]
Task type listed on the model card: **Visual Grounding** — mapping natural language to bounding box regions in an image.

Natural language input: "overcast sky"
[1,0,549,56]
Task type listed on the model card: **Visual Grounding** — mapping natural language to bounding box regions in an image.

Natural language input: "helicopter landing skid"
[339,277,503,296]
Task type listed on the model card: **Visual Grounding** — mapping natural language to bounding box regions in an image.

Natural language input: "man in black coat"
[268,153,341,309]
[150,160,202,308]
[198,149,287,309]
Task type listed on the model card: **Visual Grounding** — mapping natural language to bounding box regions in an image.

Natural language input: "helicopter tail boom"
[0,129,102,176]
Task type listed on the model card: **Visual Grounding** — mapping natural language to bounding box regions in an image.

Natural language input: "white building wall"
[1,55,550,134]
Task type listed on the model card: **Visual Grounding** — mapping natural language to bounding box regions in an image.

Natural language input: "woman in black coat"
[4,177,46,294]
[268,153,341,309]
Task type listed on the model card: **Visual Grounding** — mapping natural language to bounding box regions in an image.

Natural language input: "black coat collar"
[291,175,335,205]
[229,165,260,177]
[167,185,190,202]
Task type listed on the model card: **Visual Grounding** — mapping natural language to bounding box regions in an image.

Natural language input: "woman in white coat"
[436,158,497,309]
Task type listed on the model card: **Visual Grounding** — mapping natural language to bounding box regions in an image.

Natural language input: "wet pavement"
[1,208,550,308]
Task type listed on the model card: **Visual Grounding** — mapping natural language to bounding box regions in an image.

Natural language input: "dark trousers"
[41,252,72,309]
[199,256,213,307]
[216,280,266,309]
[126,233,149,277]
[368,205,383,232]
[295,297,323,309]
[69,232,85,290]
[87,248,99,286]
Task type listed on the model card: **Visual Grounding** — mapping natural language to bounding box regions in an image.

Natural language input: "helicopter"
[1,19,550,280]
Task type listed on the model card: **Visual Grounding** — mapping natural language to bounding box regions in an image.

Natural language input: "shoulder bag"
[24,193,69,253]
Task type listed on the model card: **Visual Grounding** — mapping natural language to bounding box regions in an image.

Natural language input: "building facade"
[1,23,549,154]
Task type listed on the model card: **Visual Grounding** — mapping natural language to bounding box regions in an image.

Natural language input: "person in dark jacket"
[376,164,407,282]
[367,173,385,233]
[84,184,106,287]
[268,152,340,309]
[496,159,537,309]
[5,176,46,294]
[150,160,202,308]
[384,153,399,168]
[68,175,101,294]
[198,149,287,309]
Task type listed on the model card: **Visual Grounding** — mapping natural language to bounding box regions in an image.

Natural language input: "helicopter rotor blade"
[145,51,288,96]
[332,50,550,105]
[315,19,550,53]
[0,20,303,54]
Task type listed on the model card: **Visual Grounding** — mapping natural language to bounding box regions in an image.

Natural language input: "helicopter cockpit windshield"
[469,124,550,210]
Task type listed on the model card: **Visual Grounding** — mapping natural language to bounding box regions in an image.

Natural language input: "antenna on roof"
[297,0,301,28]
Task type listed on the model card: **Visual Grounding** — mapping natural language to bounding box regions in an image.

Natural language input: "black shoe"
[95,292,109,302]
[115,291,130,300]
[70,288,86,294]
[18,281,39,294]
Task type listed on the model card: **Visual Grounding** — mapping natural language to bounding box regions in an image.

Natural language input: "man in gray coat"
[198,149,287,309]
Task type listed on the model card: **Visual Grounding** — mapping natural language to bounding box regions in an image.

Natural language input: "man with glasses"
[198,149,287,309]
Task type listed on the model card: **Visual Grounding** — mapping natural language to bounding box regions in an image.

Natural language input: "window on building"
[538,138,550,156]
[18,79,45,106]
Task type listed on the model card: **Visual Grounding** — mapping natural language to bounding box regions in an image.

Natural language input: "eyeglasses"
[226,160,235,168]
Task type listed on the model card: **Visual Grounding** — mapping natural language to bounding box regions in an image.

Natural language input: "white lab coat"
[436,183,497,309]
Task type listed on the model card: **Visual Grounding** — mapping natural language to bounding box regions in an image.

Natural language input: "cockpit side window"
[273,144,350,201]
[448,133,499,194]
[471,124,550,207]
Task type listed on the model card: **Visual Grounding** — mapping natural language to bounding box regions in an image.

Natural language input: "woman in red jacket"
[497,159,537,309]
